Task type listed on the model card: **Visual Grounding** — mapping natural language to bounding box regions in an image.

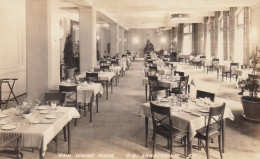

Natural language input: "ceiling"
[60,0,260,29]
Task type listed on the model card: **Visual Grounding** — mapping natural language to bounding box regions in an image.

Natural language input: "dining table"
[77,71,115,100]
[142,75,180,102]
[0,106,80,159]
[138,98,234,158]
[94,65,122,86]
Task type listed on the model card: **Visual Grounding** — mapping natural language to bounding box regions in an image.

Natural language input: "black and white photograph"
[0,0,260,158]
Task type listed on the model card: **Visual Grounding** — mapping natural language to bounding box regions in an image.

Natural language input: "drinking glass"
[157,95,162,104]
[51,102,57,110]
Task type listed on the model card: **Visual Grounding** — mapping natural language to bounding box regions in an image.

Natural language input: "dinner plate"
[1,123,19,130]
[45,114,58,119]
[190,112,201,117]
[198,109,210,113]
[0,114,8,118]
[31,120,41,124]
[161,98,169,102]
[37,106,48,110]
[39,110,49,114]
[184,109,192,113]
[0,120,10,125]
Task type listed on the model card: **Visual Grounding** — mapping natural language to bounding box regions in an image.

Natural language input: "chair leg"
[55,135,58,154]
[84,104,86,117]
[169,137,173,159]
[63,126,67,142]
[152,133,156,159]
[206,139,210,159]
[219,135,223,159]
[184,136,187,158]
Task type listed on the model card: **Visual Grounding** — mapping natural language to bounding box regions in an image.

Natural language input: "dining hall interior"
[0,0,260,159]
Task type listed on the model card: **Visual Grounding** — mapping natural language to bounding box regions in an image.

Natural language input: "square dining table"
[139,100,234,158]
[0,107,80,159]
[142,76,180,102]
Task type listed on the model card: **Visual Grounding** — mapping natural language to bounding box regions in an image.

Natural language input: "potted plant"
[240,48,260,121]
[64,34,76,79]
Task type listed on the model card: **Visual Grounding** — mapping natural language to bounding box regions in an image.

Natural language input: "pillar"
[223,11,229,61]
[177,24,184,55]
[229,7,236,62]
[119,27,124,55]
[26,0,60,100]
[244,7,250,65]
[124,30,129,52]
[214,12,219,58]
[79,6,97,72]
[203,17,208,56]
[210,17,215,57]
[110,23,119,56]
[192,23,198,55]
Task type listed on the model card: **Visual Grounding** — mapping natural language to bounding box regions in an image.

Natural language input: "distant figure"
[144,39,154,53]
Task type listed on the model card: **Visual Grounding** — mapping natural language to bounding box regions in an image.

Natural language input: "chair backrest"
[196,90,215,102]
[149,65,157,71]
[174,71,184,77]
[111,60,119,66]
[45,92,66,106]
[150,102,172,138]
[122,54,127,58]
[212,59,219,65]
[99,60,107,65]
[59,85,77,106]
[147,60,153,64]
[206,103,225,137]
[85,72,98,83]
[148,75,159,91]
[230,63,239,71]
[151,89,168,101]
[0,132,22,148]
[248,74,259,79]
[100,65,110,72]
[178,75,189,93]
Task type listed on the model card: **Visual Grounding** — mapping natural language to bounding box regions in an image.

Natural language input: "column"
[177,24,184,55]
[203,17,208,56]
[124,30,129,52]
[244,7,250,65]
[229,7,236,62]
[214,12,219,58]
[192,23,198,55]
[26,0,60,100]
[119,27,124,55]
[110,23,119,56]
[210,17,215,57]
[79,6,97,72]
[223,11,229,61]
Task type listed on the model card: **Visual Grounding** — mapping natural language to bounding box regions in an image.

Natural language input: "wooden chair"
[148,76,159,101]
[100,65,110,72]
[85,72,99,83]
[150,102,187,159]
[196,90,215,102]
[194,103,226,159]
[59,85,79,126]
[207,59,219,75]
[222,63,239,82]
[151,89,168,101]
[44,92,67,153]
[0,132,23,159]
[171,75,189,95]
[174,71,184,77]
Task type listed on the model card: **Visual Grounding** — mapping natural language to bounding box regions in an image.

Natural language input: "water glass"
[51,102,57,110]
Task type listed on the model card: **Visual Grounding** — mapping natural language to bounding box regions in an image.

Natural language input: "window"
[237,10,244,26]
[183,25,192,55]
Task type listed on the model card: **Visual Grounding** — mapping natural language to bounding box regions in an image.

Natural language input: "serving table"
[139,99,234,158]
[0,107,80,159]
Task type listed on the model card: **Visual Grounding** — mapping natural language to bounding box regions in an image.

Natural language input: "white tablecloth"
[0,107,80,152]
[139,101,234,140]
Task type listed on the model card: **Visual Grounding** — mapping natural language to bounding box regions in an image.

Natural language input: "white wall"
[128,28,171,57]
[0,0,26,100]
[251,3,260,51]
